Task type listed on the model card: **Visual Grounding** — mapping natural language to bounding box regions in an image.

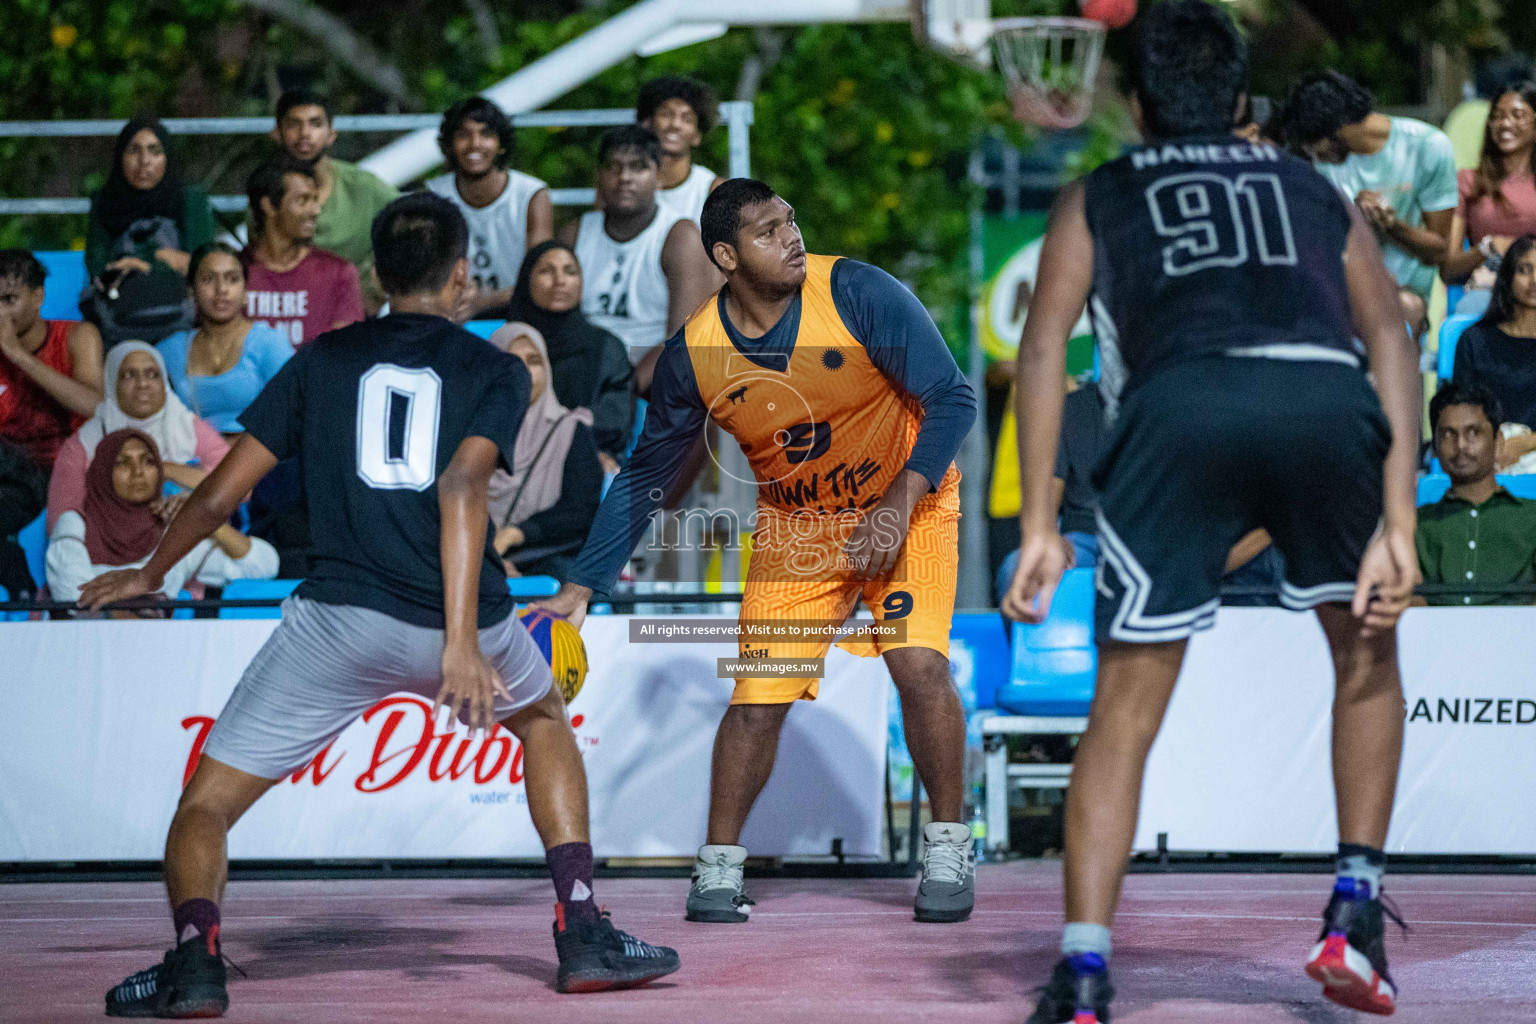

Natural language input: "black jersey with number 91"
[1083,134,1357,403]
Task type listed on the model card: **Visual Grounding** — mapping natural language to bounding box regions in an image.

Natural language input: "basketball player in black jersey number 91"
[81,193,678,1018]
[1002,5,1422,1022]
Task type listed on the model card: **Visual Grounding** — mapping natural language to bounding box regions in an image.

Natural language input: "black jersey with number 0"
[239,312,531,629]
[1083,135,1356,403]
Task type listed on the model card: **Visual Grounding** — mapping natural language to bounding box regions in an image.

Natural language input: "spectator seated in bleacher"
[1453,234,1536,472]
[637,75,726,223]
[1441,82,1536,316]
[157,243,292,439]
[560,125,721,395]
[0,250,105,473]
[426,97,552,322]
[84,118,215,345]
[243,155,364,349]
[1416,381,1536,606]
[510,240,634,473]
[45,428,275,607]
[1280,70,1457,333]
[271,89,399,315]
[47,342,228,533]
[487,323,603,580]
[995,381,1283,618]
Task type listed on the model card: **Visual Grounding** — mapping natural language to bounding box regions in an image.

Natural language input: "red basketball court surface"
[4,860,1532,1022]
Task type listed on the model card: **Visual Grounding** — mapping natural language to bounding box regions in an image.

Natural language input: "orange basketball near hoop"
[1081,0,1136,30]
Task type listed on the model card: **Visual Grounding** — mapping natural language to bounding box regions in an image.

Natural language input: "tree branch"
[236,0,416,106]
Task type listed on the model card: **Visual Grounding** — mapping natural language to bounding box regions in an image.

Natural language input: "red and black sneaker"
[552,904,680,994]
[1305,880,1406,1015]
[105,929,228,1018]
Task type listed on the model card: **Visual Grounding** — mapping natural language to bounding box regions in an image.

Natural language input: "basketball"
[519,609,589,703]
[1080,0,1137,30]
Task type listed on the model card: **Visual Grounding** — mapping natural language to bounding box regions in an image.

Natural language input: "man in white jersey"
[638,76,726,223]
[563,126,721,395]
[427,97,553,322]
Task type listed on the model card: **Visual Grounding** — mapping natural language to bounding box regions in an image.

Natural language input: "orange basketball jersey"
[681,254,934,517]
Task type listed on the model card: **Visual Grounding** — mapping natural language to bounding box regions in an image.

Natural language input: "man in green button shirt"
[1417,382,1536,605]
[271,89,399,314]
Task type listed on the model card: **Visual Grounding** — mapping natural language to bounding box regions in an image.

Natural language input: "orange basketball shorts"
[731,474,960,704]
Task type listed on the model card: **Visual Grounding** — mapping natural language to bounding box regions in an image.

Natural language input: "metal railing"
[0,103,755,215]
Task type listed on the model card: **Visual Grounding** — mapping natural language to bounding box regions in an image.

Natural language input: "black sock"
[547,841,598,924]
[172,898,221,948]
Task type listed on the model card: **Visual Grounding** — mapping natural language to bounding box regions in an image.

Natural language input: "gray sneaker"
[685,844,754,923]
[914,821,975,922]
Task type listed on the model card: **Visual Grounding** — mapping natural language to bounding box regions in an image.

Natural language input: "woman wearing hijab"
[46,428,277,606]
[45,341,229,532]
[488,323,604,579]
[85,118,217,282]
[510,240,634,472]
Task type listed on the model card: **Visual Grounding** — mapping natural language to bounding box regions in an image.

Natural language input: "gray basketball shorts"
[203,595,553,780]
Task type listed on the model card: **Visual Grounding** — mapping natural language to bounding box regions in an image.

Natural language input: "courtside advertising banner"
[0,616,889,861]
[1135,608,1536,855]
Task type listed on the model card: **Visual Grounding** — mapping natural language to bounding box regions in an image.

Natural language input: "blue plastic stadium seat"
[35,251,88,322]
[17,513,46,596]
[463,320,506,340]
[995,567,1096,717]
[508,576,559,599]
[218,578,300,619]
[1437,314,1480,383]
[1500,475,1536,499]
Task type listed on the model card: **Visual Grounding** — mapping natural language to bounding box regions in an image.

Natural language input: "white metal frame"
[981,714,1086,854]
[0,106,752,216]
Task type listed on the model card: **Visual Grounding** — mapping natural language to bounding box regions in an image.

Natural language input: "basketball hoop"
[991,16,1106,131]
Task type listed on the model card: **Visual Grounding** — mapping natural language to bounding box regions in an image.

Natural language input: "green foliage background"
[0,0,1527,344]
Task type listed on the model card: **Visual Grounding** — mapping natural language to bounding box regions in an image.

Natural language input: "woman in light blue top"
[158,242,291,438]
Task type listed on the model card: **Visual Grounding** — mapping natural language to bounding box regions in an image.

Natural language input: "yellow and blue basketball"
[518,609,588,703]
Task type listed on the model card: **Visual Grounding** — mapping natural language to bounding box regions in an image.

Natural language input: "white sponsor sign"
[1136,608,1536,854]
[0,616,889,861]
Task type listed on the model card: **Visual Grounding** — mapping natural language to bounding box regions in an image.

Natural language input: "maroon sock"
[547,841,598,924]
[172,898,221,949]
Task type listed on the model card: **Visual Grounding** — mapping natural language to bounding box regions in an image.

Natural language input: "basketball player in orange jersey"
[535,179,978,923]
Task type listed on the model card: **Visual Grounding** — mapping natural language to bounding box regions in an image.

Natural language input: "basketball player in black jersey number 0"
[82,194,678,1019]
[1002,5,1422,1022]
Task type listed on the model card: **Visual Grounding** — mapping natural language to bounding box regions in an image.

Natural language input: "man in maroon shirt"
[244,155,364,348]
[0,250,104,470]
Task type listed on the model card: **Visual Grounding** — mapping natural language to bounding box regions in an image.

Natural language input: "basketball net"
[991,17,1106,131]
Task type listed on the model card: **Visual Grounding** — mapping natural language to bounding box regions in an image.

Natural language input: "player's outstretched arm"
[437,435,513,736]
[1003,182,1094,625]
[78,434,279,610]
[1343,206,1423,633]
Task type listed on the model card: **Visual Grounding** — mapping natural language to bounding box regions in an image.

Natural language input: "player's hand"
[78,566,164,611]
[1002,530,1070,624]
[1351,524,1418,636]
[436,639,511,737]
[844,502,912,581]
[529,582,591,630]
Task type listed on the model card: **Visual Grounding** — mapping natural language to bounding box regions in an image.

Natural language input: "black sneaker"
[105,931,228,1018]
[553,905,680,993]
[1304,879,1404,1015]
[1025,954,1114,1024]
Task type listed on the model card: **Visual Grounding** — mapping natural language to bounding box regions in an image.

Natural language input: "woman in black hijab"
[85,117,217,282]
[510,240,634,471]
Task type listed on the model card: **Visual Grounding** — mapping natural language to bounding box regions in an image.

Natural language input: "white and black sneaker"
[685,844,754,923]
[553,906,680,993]
[105,931,228,1018]
[914,822,975,922]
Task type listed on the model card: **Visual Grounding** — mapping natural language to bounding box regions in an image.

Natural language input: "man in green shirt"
[271,89,398,313]
[1417,382,1536,605]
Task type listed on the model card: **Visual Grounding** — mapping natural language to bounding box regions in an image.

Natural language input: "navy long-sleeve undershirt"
[566,258,975,596]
